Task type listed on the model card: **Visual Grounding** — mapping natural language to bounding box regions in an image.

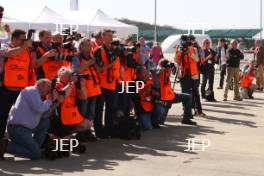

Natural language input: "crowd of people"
[0,6,264,161]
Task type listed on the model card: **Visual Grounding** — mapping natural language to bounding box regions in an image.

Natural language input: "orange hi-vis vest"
[4,48,30,88]
[79,55,102,97]
[134,51,140,64]
[57,82,84,125]
[120,63,136,83]
[99,48,120,91]
[139,78,154,112]
[177,47,199,77]
[160,70,175,101]
[38,47,71,80]
[240,69,255,88]
[91,41,100,55]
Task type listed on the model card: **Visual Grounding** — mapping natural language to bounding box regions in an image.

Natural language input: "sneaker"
[223,98,227,101]
[233,97,243,101]
[181,119,197,126]
[217,86,223,89]
[197,112,206,117]
[0,138,9,160]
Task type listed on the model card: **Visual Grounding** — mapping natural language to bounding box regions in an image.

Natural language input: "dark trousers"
[94,88,118,136]
[201,66,215,97]
[180,76,203,114]
[0,87,20,139]
[219,64,227,88]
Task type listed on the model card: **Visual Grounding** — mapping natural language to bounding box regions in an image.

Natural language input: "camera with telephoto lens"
[50,42,75,62]
[72,72,90,89]
[179,35,191,53]
[160,59,177,75]
[27,29,41,50]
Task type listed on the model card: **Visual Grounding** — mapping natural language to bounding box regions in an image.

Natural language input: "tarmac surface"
[0,73,264,176]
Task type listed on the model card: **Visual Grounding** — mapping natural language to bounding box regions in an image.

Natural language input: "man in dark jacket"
[223,39,244,101]
[216,38,228,89]
[255,40,264,91]
[200,39,217,101]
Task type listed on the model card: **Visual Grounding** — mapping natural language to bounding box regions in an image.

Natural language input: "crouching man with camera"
[48,67,92,156]
[0,79,63,160]
[152,59,197,126]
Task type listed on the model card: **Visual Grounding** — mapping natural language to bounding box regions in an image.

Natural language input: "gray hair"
[230,39,237,45]
[78,37,91,52]
[57,66,72,78]
[36,79,51,86]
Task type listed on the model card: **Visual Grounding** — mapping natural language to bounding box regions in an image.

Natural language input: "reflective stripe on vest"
[59,82,84,125]
[4,48,30,88]
[139,79,154,112]
[160,71,175,101]
[79,56,102,97]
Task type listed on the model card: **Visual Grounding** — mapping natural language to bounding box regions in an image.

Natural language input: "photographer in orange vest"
[0,29,35,140]
[71,38,101,142]
[49,67,93,154]
[35,30,61,80]
[240,62,257,99]
[152,59,197,126]
[175,35,205,117]
[93,29,121,138]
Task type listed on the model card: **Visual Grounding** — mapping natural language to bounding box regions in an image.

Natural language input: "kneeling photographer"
[48,67,93,157]
[71,38,101,142]
[152,59,197,125]
[0,79,63,160]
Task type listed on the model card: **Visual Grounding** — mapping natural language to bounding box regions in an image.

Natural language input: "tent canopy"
[30,6,85,32]
[66,9,138,37]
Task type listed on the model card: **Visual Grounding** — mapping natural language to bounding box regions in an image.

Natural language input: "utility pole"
[260,0,263,40]
[154,0,157,42]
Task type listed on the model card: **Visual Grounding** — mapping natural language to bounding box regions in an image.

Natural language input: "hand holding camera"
[43,49,57,58]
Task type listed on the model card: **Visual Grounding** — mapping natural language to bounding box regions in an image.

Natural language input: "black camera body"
[50,42,75,62]
[179,35,191,53]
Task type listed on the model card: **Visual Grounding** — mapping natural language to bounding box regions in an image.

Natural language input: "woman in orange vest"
[71,38,101,142]
[240,64,257,99]
[49,67,93,142]
[117,47,138,117]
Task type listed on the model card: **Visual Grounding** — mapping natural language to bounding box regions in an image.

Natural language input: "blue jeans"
[139,112,153,130]
[6,118,49,160]
[151,103,166,125]
[173,93,193,119]
[78,96,97,121]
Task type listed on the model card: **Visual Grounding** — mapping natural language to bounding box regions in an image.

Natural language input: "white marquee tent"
[30,6,85,32]
[2,6,138,38]
[66,9,138,37]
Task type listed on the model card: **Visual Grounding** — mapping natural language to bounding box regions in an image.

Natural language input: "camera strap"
[80,53,100,85]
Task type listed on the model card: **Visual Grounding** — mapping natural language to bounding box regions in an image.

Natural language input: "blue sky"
[1,0,262,29]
